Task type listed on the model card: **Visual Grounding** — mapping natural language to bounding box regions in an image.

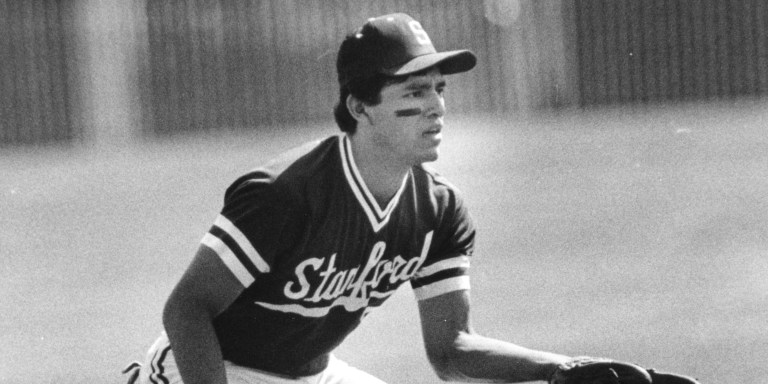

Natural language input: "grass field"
[2,100,767,383]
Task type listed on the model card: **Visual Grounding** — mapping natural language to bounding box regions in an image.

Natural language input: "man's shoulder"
[225,135,340,200]
[412,163,463,196]
[258,135,339,180]
[270,136,340,174]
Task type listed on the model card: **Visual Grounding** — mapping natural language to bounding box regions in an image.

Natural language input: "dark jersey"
[202,134,475,377]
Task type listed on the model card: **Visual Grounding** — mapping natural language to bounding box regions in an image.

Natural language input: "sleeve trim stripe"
[201,233,255,287]
[209,227,261,277]
[413,276,470,301]
[214,214,270,273]
[414,256,470,279]
[411,268,468,288]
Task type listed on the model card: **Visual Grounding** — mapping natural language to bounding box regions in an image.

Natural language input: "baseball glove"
[550,357,701,384]
[647,368,701,384]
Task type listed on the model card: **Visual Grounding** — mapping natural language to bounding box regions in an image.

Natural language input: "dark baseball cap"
[337,13,477,87]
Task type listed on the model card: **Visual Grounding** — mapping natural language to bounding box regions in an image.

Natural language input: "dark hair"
[333,74,390,134]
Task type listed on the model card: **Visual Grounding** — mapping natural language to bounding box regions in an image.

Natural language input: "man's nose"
[424,91,445,118]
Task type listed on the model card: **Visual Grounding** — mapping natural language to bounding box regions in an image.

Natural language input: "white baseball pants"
[127,332,387,384]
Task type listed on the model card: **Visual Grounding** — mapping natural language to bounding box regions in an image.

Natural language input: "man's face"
[364,68,447,166]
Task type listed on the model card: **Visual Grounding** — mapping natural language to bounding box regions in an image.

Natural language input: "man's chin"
[419,150,440,164]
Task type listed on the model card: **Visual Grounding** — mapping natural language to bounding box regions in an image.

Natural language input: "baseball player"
[124,13,701,384]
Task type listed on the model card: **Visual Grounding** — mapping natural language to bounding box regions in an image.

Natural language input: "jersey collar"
[339,135,409,232]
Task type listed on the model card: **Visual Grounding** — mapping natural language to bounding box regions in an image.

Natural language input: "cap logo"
[407,21,432,46]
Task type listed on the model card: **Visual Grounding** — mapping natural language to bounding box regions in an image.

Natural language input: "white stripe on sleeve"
[213,214,270,273]
[413,275,470,301]
[201,233,255,287]
[414,256,470,279]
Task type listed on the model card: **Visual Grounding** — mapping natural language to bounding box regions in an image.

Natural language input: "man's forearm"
[441,332,570,383]
[163,297,228,384]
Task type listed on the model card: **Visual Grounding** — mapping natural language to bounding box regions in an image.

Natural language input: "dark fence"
[141,0,512,135]
[0,1,77,146]
[574,0,768,106]
[2,1,768,144]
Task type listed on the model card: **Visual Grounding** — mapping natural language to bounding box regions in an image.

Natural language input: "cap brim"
[385,50,477,77]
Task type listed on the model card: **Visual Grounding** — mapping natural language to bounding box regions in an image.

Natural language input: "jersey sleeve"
[200,173,302,288]
[410,189,475,301]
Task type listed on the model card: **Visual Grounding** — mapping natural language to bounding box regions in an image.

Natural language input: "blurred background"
[4,0,768,145]
[1,1,767,383]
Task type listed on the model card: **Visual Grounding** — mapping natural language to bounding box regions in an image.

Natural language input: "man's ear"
[346,94,369,123]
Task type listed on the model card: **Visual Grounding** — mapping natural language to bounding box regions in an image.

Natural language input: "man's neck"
[347,134,411,207]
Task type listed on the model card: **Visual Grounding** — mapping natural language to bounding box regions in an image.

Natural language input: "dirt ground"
[2,100,766,383]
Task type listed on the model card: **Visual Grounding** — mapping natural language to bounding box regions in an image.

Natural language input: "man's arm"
[418,290,571,383]
[162,245,245,384]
